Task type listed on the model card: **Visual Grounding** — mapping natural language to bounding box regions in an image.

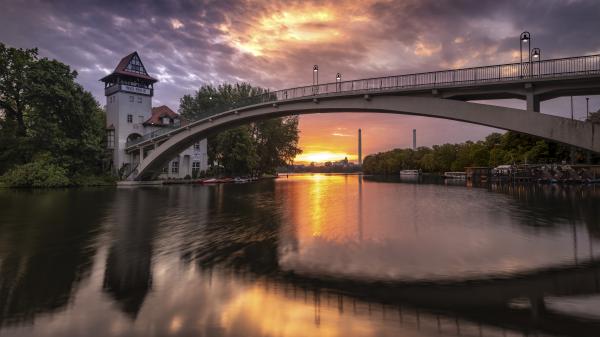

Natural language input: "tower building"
[101,52,208,178]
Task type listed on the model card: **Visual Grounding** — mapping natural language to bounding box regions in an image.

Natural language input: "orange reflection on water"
[287,174,361,242]
[220,285,375,337]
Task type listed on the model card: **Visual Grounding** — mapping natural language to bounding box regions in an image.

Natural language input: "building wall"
[157,139,208,179]
[106,90,208,179]
[106,91,152,172]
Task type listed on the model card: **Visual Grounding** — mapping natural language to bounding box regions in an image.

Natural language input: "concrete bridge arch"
[129,93,600,180]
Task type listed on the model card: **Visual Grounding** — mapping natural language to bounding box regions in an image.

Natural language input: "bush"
[71,174,117,186]
[1,159,71,188]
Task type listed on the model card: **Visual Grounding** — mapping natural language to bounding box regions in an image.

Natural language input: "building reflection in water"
[102,189,157,318]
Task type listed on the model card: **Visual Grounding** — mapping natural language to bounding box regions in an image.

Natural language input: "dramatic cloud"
[1,0,599,159]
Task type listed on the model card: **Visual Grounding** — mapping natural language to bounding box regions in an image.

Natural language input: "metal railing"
[120,162,139,180]
[126,53,600,149]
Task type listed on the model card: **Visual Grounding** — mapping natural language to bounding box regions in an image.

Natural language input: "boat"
[199,178,234,184]
[399,169,421,176]
[443,171,466,179]
[234,177,249,183]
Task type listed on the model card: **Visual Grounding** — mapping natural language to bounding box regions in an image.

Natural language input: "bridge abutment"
[526,93,541,112]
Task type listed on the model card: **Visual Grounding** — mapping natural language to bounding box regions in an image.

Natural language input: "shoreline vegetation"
[362,131,599,176]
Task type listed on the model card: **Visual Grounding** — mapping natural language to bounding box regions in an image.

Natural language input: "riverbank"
[117,174,278,187]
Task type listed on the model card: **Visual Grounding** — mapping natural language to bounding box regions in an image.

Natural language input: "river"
[1,174,600,337]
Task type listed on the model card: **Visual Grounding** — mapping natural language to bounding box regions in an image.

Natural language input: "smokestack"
[412,129,416,150]
[358,128,362,166]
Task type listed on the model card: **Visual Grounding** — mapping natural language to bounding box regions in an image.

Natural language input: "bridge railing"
[127,53,600,148]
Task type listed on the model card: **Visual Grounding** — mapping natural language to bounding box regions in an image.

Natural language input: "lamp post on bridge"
[336,73,342,92]
[586,97,590,120]
[531,48,541,76]
[520,31,531,77]
[313,65,319,95]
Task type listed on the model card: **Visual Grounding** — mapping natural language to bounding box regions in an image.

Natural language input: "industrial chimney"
[358,128,362,166]
[412,129,416,150]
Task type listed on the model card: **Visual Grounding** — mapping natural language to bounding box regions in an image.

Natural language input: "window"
[171,161,179,174]
[137,96,142,103]
[129,95,134,102]
[162,117,170,125]
[192,161,201,175]
[194,142,201,150]
[127,114,133,123]
[162,166,168,173]
[106,130,115,149]
[138,115,144,123]
[125,55,147,75]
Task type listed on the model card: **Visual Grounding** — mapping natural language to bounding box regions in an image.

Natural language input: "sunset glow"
[295,151,355,164]
[219,2,373,57]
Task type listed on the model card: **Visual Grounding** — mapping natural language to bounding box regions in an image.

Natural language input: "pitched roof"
[144,105,181,126]
[100,51,158,83]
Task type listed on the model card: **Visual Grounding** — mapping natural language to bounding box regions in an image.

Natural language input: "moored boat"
[400,169,421,176]
[443,171,466,179]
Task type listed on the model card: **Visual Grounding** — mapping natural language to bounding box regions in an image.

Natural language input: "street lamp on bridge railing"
[586,97,590,120]
[520,31,531,77]
[531,48,541,76]
[313,65,319,94]
[336,73,342,92]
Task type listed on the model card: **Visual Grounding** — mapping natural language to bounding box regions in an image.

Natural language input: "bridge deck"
[126,53,600,151]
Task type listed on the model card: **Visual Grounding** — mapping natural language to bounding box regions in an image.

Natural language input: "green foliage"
[1,157,70,188]
[363,131,588,175]
[179,83,268,121]
[71,174,116,186]
[214,125,259,175]
[252,117,302,174]
[0,42,107,186]
[181,83,301,176]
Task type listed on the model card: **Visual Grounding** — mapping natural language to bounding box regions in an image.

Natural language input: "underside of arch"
[135,95,598,180]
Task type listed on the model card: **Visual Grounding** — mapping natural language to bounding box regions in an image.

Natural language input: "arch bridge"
[126,54,600,180]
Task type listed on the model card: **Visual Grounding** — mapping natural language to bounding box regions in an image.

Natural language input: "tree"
[179,83,267,122]
[213,125,258,175]
[252,117,302,174]
[181,83,301,176]
[0,43,107,185]
[361,130,585,175]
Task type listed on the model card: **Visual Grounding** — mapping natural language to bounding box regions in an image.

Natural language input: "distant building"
[101,52,208,178]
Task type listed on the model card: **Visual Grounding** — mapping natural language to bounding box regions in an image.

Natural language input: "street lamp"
[336,73,342,92]
[586,97,590,119]
[520,31,531,77]
[531,48,541,76]
[313,65,319,94]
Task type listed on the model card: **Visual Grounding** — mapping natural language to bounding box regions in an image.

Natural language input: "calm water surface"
[1,174,600,336]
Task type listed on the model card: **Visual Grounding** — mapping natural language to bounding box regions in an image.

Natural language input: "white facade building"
[101,52,208,179]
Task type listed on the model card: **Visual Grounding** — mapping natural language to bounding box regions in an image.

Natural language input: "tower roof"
[100,51,158,83]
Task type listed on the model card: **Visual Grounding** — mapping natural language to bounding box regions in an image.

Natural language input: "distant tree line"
[363,131,597,175]
[179,83,302,176]
[0,43,109,187]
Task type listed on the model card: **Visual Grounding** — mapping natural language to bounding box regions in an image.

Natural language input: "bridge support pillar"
[526,93,540,112]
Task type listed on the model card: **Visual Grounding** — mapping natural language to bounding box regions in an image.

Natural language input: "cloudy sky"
[1,0,600,162]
